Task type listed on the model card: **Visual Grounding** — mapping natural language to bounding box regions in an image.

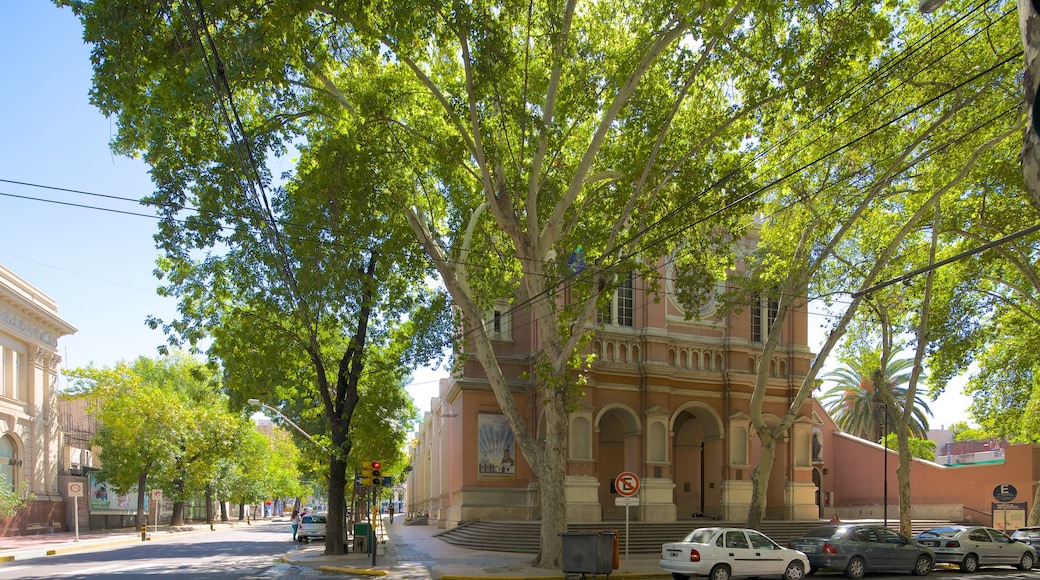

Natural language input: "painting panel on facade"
[89,474,146,511]
[478,413,515,480]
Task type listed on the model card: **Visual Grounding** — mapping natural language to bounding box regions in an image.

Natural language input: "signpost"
[151,489,163,533]
[992,484,1018,531]
[66,481,83,542]
[614,472,640,559]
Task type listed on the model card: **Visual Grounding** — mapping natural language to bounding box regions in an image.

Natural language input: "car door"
[876,527,919,572]
[984,528,1018,565]
[722,530,758,576]
[747,529,786,576]
[967,527,998,565]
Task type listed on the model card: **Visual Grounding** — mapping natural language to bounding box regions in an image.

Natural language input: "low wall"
[0,500,67,537]
[833,503,964,521]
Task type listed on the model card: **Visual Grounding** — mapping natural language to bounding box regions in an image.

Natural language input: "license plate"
[796,544,818,553]
[921,540,939,547]
[668,550,681,557]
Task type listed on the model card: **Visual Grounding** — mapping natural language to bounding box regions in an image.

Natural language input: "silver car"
[914,526,1036,572]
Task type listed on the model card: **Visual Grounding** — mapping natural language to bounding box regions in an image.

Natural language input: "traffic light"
[361,461,382,486]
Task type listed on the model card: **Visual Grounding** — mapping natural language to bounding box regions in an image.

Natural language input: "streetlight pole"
[877,401,888,528]
[247,399,328,453]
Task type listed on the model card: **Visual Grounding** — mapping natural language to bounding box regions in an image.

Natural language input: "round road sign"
[993,484,1017,502]
[67,482,83,496]
[615,471,640,497]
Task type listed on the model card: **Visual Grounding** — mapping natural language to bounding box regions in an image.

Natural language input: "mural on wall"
[478,413,515,480]
[89,473,147,511]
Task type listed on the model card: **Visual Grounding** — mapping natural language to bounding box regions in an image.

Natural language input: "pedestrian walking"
[389,505,395,523]
[291,509,301,541]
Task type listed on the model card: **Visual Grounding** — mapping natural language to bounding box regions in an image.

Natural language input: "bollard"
[141,525,147,541]
[209,520,214,531]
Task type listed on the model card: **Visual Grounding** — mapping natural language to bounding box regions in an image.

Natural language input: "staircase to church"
[433,519,962,554]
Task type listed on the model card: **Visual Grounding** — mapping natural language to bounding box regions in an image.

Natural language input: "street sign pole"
[614,472,641,561]
[66,481,84,542]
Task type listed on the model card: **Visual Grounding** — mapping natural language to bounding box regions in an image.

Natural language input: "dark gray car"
[1010,527,1040,555]
[788,525,934,579]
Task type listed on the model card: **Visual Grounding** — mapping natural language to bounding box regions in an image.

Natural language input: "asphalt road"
[0,523,333,579]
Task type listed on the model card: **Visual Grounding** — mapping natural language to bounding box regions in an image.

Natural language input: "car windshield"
[303,515,326,524]
[684,529,717,544]
[918,528,961,538]
[802,526,841,539]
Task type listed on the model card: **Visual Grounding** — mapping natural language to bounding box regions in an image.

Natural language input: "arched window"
[0,435,16,491]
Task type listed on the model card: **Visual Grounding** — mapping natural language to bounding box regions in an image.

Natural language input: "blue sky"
[0,2,971,428]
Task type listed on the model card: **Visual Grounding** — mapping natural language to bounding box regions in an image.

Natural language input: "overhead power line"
[853,222,1040,298]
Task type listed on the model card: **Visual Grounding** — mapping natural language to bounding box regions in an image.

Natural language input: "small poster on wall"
[478,413,516,480]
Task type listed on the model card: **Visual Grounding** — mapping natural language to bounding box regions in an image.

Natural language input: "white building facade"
[0,264,76,519]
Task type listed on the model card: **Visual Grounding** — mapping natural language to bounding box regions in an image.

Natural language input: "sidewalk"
[0,516,668,579]
[283,517,668,579]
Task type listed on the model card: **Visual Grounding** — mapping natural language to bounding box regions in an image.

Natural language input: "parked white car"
[660,527,809,580]
[297,512,327,543]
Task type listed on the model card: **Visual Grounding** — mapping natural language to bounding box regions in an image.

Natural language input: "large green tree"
[59,0,904,561]
[737,0,1023,528]
[64,354,266,526]
[60,0,450,555]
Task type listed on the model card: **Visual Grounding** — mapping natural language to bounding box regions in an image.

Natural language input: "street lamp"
[247,399,328,452]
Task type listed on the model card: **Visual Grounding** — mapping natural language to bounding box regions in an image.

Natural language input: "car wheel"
[1017,553,1035,571]
[912,555,933,576]
[808,566,819,576]
[783,560,805,580]
[672,574,690,580]
[960,553,979,573]
[845,556,866,580]
[710,564,731,580]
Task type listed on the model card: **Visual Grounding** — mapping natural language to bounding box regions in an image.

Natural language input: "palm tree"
[820,355,932,440]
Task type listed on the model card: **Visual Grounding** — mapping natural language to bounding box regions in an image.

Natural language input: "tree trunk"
[220,499,228,522]
[205,487,214,524]
[532,395,569,568]
[896,438,912,536]
[238,503,245,521]
[1019,0,1040,209]
[323,407,352,556]
[747,431,777,529]
[171,501,185,527]
[1030,484,1040,525]
[135,472,148,527]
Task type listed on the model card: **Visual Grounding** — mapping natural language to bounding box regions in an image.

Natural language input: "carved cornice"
[0,304,59,347]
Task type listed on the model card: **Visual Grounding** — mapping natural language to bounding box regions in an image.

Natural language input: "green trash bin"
[353,523,371,553]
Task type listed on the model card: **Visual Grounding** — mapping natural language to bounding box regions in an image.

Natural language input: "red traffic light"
[372,461,381,470]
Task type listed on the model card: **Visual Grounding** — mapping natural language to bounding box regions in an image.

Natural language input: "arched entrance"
[672,404,723,519]
[596,405,641,520]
